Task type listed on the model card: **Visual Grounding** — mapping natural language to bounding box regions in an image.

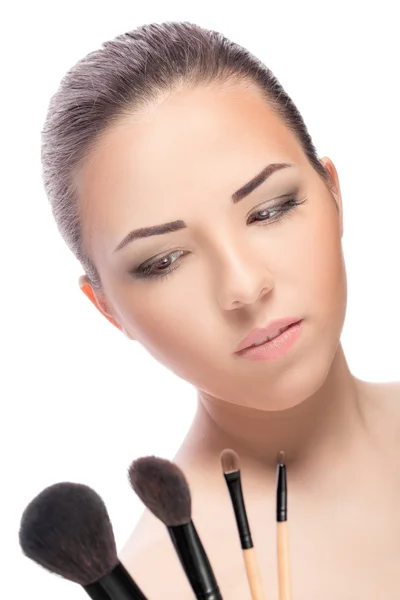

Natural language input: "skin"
[76,82,400,599]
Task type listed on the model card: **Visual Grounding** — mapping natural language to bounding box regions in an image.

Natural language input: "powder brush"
[19,481,148,600]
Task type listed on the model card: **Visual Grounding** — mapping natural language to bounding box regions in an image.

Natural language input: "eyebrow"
[114,162,292,252]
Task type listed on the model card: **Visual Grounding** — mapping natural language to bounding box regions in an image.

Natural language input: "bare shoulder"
[363,379,400,409]
[119,511,195,600]
[361,378,400,435]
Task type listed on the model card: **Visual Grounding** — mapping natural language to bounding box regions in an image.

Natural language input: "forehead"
[77,83,307,246]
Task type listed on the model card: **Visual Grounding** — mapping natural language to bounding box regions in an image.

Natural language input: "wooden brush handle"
[277,522,292,600]
[243,547,267,600]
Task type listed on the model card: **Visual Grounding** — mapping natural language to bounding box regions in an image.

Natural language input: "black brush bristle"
[128,456,191,527]
[19,482,118,585]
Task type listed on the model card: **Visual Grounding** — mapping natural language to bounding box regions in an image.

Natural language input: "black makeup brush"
[128,456,223,600]
[276,451,292,600]
[19,482,148,600]
[220,449,266,600]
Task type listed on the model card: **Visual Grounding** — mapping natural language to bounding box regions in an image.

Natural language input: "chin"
[220,338,341,412]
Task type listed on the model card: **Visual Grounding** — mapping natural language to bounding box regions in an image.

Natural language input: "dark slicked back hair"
[42,21,329,289]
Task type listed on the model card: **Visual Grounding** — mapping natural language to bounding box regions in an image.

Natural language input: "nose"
[214,241,274,311]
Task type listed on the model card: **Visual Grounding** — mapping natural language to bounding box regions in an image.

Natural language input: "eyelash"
[132,196,306,280]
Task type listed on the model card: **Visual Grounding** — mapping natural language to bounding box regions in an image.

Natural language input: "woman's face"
[77,82,346,410]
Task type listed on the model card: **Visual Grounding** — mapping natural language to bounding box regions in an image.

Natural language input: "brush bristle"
[19,482,117,585]
[220,449,240,474]
[128,456,191,527]
[277,450,286,465]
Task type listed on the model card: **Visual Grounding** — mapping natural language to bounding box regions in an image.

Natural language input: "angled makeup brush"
[128,456,223,600]
[276,451,292,600]
[19,482,148,600]
[220,449,267,600]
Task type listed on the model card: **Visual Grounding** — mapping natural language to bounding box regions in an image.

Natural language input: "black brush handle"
[83,562,148,600]
[168,521,223,600]
[276,463,287,522]
[223,471,253,550]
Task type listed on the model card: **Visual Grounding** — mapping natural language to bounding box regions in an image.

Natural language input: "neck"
[177,345,368,476]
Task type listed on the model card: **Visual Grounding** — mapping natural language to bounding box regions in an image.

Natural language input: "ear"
[78,275,123,332]
[320,156,343,238]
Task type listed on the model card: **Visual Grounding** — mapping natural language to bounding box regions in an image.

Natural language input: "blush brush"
[220,449,266,600]
[19,482,148,600]
[128,456,223,600]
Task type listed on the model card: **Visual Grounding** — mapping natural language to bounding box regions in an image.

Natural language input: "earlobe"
[78,274,122,331]
[320,157,344,238]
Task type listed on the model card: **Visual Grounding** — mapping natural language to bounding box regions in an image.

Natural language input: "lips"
[235,317,301,353]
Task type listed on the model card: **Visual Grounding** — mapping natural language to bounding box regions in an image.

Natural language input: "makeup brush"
[276,451,292,600]
[19,482,148,600]
[220,449,267,600]
[128,456,223,600]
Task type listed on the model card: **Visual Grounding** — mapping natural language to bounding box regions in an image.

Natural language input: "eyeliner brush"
[220,449,267,600]
[276,451,292,600]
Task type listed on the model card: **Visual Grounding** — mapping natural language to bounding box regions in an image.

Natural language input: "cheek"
[117,276,211,360]
[293,202,346,317]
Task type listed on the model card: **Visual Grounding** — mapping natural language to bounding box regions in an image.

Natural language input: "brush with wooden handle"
[276,451,292,600]
[220,449,267,600]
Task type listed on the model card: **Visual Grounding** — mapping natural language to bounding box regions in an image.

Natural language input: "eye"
[133,250,186,279]
[248,207,280,223]
[247,197,305,225]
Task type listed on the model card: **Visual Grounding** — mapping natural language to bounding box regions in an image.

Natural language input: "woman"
[42,21,400,600]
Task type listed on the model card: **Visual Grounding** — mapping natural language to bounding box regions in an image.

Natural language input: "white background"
[2,1,399,598]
